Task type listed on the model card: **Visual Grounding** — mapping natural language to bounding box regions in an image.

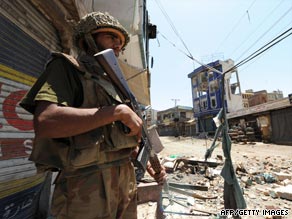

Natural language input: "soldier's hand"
[146,163,167,185]
[115,104,142,140]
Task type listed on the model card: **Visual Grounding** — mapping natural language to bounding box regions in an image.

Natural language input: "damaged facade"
[187,58,292,145]
[188,59,243,134]
[227,97,292,145]
[156,106,196,137]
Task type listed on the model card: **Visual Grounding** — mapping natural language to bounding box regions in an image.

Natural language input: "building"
[242,89,284,108]
[144,107,158,127]
[0,1,154,217]
[267,90,283,101]
[241,91,254,108]
[227,89,289,144]
[188,59,243,133]
[156,106,195,137]
[227,97,292,145]
[248,90,269,107]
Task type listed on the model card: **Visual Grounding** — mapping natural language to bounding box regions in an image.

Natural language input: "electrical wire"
[214,0,257,53]
[235,27,292,70]
[154,0,194,60]
[158,25,292,76]
[153,0,291,77]
[230,0,285,58]
[235,4,292,62]
[152,0,291,93]
[239,20,292,74]
[158,31,222,75]
[153,0,291,75]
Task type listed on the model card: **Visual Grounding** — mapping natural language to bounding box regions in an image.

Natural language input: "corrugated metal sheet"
[0,14,52,77]
[0,14,51,164]
[0,0,61,52]
[0,2,62,217]
[118,60,150,106]
[271,107,292,145]
[0,173,45,219]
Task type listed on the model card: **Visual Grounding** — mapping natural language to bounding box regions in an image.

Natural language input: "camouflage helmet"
[73,11,130,50]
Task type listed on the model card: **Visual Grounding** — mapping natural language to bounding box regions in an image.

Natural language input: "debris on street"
[137,137,292,219]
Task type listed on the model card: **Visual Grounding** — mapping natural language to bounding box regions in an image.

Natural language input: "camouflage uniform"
[20,12,139,219]
[52,162,137,219]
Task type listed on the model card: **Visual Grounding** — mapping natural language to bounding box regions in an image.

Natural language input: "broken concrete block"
[274,184,292,201]
[137,182,162,204]
[273,172,292,181]
[282,179,291,186]
[163,161,175,170]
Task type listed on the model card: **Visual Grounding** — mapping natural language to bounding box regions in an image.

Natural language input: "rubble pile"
[137,137,291,219]
[228,125,256,143]
[235,155,292,205]
[160,155,291,218]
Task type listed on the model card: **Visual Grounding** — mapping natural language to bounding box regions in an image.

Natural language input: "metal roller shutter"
[0,0,61,52]
[0,14,51,78]
[0,1,62,217]
[0,0,62,161]
[271,107,292,145]
[0,13,54,162]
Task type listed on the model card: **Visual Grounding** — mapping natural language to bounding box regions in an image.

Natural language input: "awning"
[72,0,150,106]
[118,59,150,106]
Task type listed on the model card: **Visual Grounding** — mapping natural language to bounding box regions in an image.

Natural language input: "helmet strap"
[84,33,99,55]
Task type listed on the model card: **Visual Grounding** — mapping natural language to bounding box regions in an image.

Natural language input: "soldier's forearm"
[33,101,120,138]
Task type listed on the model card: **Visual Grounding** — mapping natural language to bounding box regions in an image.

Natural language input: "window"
[211,97,217,108]
[203,100,208,109]
[208,71,214,80]
[192,77,197,86]
[180,112,186,118]
[199,72,207,83]
[193,87,198,98]
[194,100,200,112]
[209,80,219,93]
[200,99,208,110]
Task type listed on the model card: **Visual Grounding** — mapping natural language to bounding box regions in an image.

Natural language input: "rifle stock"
[94,49,162,174]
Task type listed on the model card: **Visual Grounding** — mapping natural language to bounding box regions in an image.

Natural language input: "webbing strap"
[63,157,131,178]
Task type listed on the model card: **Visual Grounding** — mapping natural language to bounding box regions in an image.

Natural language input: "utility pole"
[171,98,180,107]
[171,99,180,137]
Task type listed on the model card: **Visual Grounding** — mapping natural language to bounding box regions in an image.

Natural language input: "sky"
[146,0,292,111]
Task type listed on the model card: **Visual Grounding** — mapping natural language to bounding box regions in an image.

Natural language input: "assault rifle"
[94,49,163,175]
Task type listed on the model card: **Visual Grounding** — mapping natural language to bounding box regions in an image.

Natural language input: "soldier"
[20,12,166,219]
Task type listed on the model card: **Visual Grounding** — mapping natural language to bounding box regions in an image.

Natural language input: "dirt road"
[159,136,292,161]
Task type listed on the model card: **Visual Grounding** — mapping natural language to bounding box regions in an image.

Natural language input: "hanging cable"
[235,28,292,69]
[158,25,292,76]
[152,0,291,75]
[239,20,292,73]
[235,5,292,62]
[158,32,222,75]
[154,0,194,60]
[214,0,257,53]
[153,0,291,80]
[230,0,285,58]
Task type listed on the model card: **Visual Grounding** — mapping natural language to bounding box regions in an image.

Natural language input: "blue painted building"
[188,59,243,133]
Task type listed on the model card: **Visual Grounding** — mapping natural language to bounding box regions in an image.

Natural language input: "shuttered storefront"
[0,1,61,218]
[271,107,292,145]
